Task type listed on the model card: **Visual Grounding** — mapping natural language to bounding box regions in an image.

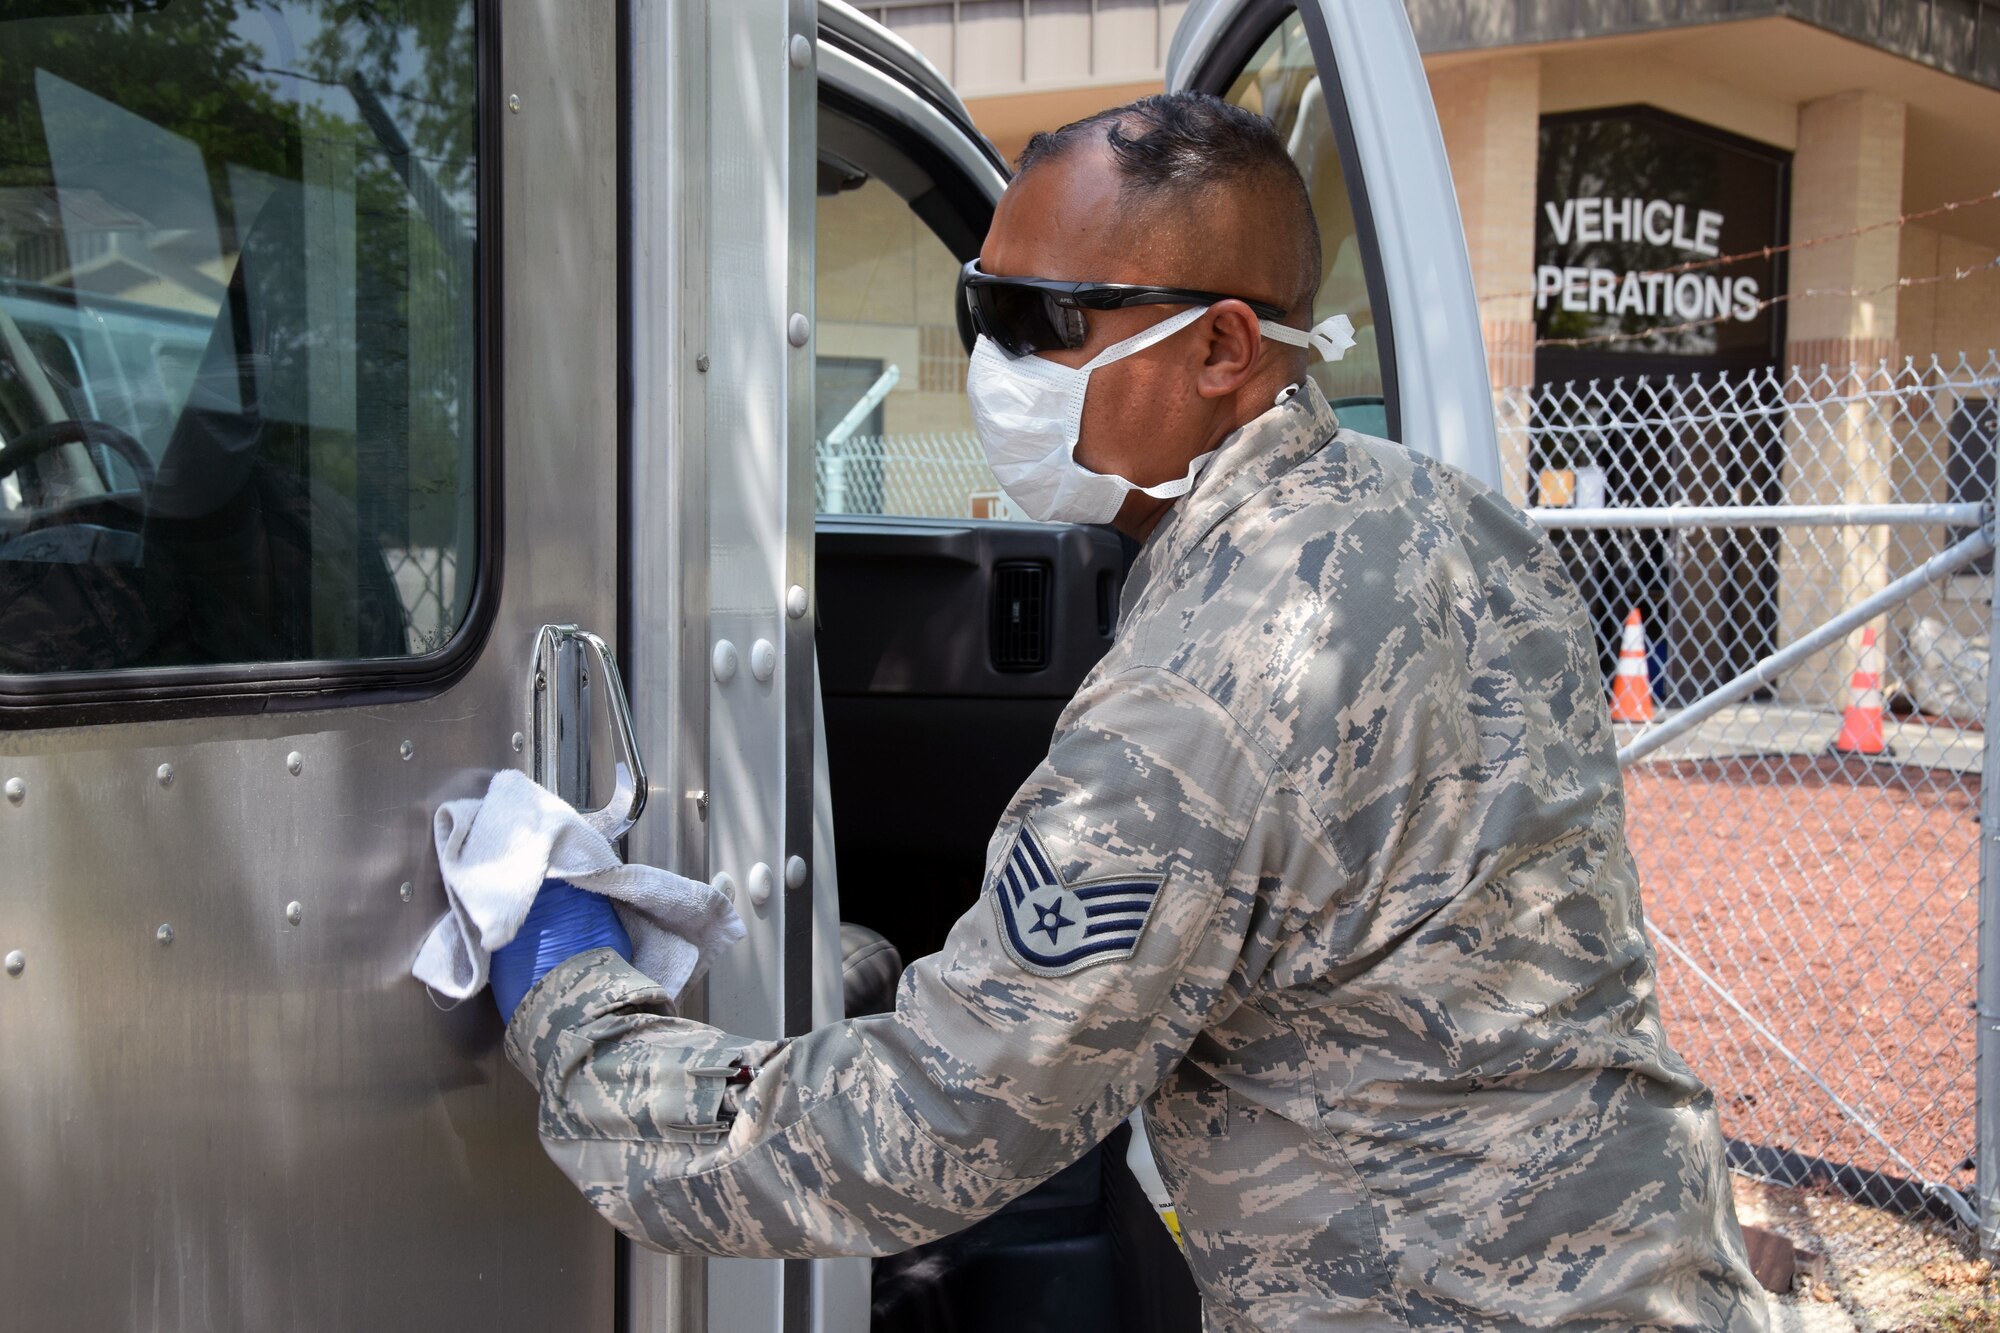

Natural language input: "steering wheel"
[0,418,157,491]
[0,419,157,565]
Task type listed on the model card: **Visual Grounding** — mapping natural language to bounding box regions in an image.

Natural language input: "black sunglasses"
[961,260,1289,358]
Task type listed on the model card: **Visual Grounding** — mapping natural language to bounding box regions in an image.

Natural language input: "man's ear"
[1193,299,1262,399]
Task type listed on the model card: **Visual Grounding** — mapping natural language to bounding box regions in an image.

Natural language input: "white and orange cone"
[1831,626,1888,756]
[1609,608,1656,723]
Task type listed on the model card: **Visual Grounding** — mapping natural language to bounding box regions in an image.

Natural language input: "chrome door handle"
[530,624,649,841]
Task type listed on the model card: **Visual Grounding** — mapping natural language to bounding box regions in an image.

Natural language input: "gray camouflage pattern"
[508,379,1769,1330]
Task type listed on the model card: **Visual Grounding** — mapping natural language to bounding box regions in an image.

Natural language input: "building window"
[1949,398,1997,574]
[1534,106,1788,364]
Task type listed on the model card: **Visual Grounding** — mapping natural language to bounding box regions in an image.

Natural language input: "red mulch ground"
[1623,753,1981,1205]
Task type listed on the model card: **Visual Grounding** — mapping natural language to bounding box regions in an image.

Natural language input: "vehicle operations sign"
[1536,107,1789,359]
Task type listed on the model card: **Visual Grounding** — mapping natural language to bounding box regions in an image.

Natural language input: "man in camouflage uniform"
[504,94,1767,1329]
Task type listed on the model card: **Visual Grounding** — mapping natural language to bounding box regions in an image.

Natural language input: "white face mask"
[965,307,1357,525]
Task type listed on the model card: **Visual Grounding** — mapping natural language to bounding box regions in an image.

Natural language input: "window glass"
[1224,13,1393,438]
[0,0,479,675]
[817,162,1013,519]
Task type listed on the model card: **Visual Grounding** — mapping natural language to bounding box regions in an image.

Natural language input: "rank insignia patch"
[989,825,1164,976]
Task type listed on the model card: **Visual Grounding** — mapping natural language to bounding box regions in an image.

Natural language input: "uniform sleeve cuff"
[503,947,673,1083]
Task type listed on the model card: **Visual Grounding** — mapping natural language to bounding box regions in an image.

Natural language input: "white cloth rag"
[412,768,745,1003]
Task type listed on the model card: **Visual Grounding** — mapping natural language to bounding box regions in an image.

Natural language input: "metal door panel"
[699,2,823,1329]
[622,2,831,1330]
[0,1,621,1327]
[1167,0,1501,487]
[622,0,708,1328]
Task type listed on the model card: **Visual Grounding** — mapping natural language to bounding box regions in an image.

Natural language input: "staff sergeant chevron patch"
[989,824,1164,977]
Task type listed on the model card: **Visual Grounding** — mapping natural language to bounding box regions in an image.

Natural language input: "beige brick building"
[846,1,1999,389]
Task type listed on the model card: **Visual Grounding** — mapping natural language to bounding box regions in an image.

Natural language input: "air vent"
[991,561,1051,671]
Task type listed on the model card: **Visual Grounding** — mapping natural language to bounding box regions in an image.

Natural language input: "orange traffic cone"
[1831,626,1888,756]
[1609,608,1656,723]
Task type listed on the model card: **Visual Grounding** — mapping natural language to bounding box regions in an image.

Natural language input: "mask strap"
[1128,447,1220,501]
[1082,304,1211,372]
[1259,313,1357,362]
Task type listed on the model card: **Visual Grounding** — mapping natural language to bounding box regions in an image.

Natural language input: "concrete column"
[1779,91,1906,702]
[1787,91,1905,369]
[1431,55,1540,505]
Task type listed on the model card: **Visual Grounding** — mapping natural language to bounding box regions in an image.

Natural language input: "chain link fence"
[816,430,1005,519]
[382,545,460,655]
[1502,353,2000,1273]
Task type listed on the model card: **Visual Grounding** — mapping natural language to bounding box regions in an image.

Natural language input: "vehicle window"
[0,0,479,676]
[817,147,1013,519]
[1224,12,1393,439]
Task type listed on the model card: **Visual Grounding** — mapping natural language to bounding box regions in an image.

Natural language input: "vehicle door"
[1168,0,1499,481]
[0,2,626,1327]
[808,5,1129,971]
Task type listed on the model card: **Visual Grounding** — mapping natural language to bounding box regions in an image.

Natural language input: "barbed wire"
[1533,250,2000,349]
[1481,183,2000,305]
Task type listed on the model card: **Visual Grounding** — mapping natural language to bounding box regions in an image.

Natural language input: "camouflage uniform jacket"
[507,380,1769,1331]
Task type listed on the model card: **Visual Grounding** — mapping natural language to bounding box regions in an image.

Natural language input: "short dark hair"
[1015,91,1322,313]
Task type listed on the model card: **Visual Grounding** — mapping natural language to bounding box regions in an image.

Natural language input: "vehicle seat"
[839,922,903,1018]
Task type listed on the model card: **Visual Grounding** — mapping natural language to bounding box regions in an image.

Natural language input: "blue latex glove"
[490,878,633,1021]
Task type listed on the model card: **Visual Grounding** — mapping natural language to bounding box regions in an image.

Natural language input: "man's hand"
[489,879,633,1020]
